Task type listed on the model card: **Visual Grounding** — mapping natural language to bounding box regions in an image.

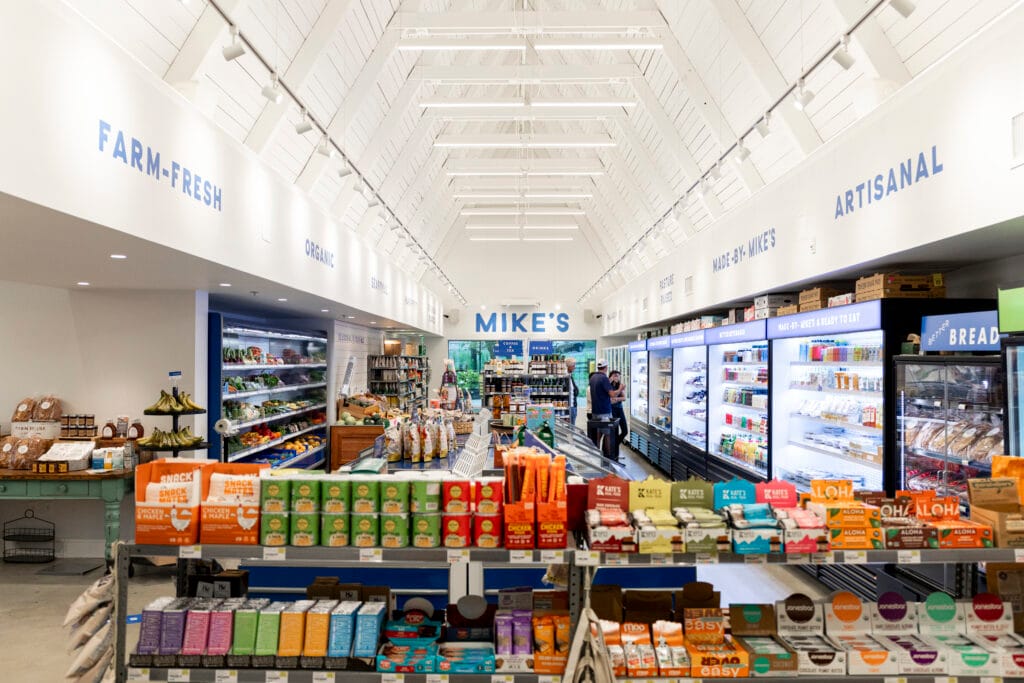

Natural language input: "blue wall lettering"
[474,312,570,334]
[98,119,223,212]
[304,239,334,269]
[834,145,943,219]
[712,227,776,274]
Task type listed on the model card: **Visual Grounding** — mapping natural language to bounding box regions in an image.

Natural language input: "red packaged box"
[444,480,473,513]
[442,512,472,548]
[474,513,503,548]
[475,478,503,515]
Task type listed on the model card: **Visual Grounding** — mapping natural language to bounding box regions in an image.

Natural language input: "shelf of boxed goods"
[906,446,992,475]
[124,673,1019,683]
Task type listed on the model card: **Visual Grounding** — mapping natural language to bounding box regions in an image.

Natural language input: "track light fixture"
[754,111,771,138]
[367,197,380,208]
[832,36,855,70]
[708,161,722,180]
[261,72,284,104]
[338,164,352,179]
[222,26,245,61]
[315,135,334,158]
[793,79,815,111]
[734,138,751,163]
[889,0,916,18]
[295,109,313,135]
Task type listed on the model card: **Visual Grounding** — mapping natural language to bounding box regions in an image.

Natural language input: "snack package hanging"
[385,424,403,463]
[537,454,568,549]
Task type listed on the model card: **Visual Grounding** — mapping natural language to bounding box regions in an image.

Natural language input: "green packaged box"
[321,477,351,514]
[350,477,380,514]
[253,602,288,657]
[291,479,321,514]
[410,480,441,513]
[260,477,291,513]
[380,479,410,514]
[351,512,380,547]
[380,513,409,548]
[321,513,350,547]
[230,598,270,656]
[290,513,319,547]
[261,513,289,547]
[412,513,441,548]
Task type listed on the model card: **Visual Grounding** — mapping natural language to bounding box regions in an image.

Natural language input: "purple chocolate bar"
[159,598,193,655]
[136,597,175,655]
[495,612,514,656]
[512,610,532,656]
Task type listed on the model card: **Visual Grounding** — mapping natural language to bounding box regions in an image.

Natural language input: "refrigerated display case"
[706,320,769,481]
[647,335,672,434]
[1009,340,1024,456]
[628,339,648,423]
[671,330,707,452]
[769,303,885,492]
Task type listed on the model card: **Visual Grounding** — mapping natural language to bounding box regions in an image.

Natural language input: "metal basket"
[3,509,55,564]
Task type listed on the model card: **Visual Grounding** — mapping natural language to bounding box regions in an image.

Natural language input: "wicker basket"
[453,420,474,435]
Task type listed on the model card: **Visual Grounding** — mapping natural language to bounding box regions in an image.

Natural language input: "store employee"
[589,359,614,420]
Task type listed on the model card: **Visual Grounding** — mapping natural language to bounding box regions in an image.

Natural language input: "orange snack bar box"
[200,462,270,545]
[537,454,568,549]
[503,448,538,549]
[135,459,216,545]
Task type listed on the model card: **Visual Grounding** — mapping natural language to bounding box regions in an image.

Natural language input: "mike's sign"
[475,312,569,334]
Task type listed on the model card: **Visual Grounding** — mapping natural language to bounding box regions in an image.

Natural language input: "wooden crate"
[799,286,846,308]
[855,272,945,302]
[799,302,824,312]
[777,304,800,316]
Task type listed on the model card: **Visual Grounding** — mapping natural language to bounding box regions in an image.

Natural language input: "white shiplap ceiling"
[70,0,1016,305]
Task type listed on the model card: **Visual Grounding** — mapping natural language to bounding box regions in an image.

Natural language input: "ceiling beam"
[294,30,401,191]
[164,0,248,85]
[244,0,357,154]
[432,133,615,148]
[411,64,637,83]
[392,10,665,30]
[831,0,911,85]
[443,158,605,174]
[708,0,822,156]
[608,118,674,205]
[423,105,629,120]
[452,177,592,190]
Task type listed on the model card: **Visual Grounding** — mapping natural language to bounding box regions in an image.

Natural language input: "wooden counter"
[329,425,384,471]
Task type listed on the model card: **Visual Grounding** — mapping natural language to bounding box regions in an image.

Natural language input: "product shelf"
[793,415,883,435]
[789,360,882,367]
[905,446,992,474]
[788,440,881,469]
[788,385,884,399]
[142,408,207,417]
[224,327,327,344]
[222,382,327,401]
[272,443,327,470]
[721,400,768,413]
[229,404,328,431]
[225,422,327,463]
[221,363,328,372]
[720,423,766,438]
[709,452,767,479]
[137,441,210,454]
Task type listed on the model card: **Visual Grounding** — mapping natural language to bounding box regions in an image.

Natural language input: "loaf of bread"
[11,397,36,422]
[32,395,62,422]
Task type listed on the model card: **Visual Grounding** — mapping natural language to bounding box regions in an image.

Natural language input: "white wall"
[0,280,207,557]
[947,254,1024,299]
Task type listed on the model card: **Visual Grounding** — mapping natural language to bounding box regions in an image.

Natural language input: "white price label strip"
[539,676,562,683]
[492,675,515,683]
[744,554,767,565]
[265,672,288,683]
[509,550,533,563]
[312,673,336,683]
[650,553,671,565]
[812,552,835,565]
[127,669,149,682]
[215,671,238,683]
[883,678,908,683]
[980,677,1003,683]
[447,549,470,564]
[178,545,202,559]
[845,550,868,564]
[933,677,957,683]
[168,670,190,683]
[382,674,404,683]
[540,550,564,563]
[695,552,718,565]
[576,550,600,566]
[360,548,383,563]
[426,675,449,683]
[604,552,628,566]
[786,553,810,565]
[898,550,921,564]
[1014,549,1024,563]
[262,547,286,561]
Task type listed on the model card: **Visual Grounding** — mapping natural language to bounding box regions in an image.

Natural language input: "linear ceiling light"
[465,225,520,230]
[530,99,636,108]
[433,134,614,149]
[398,38,526,51]
[453,192,593,199]
[470,237,521,241]
[419,98,525,108]
[460,209,586,216]
[522,225,579,230]
[445,170,605,177]
[524,237,574,242]
[531,37,662,51]
[222,26,246,61]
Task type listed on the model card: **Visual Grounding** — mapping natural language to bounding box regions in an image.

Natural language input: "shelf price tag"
[883,678,908,683]
[215,671,238,683]
[744,554,767,565]
[360,548,383,563]
[539,676,561,683]
[167,670,190,683]
[898,550,921,565]
[575,550,600,566]
[980,677,1003,683]
[447,549,470,564]
[650,553,671,566]
[604,553,628,566]
[1014,549,1024,563]
[262,547,286,561]
[382,674,404,683]
[933,677,957,683]
[540,550,565,564]
[812,552,835,565]
[509,550,533,563]
[127,669,149,682]
[786,553,810,565]
[312,673,336,683]
[844,551,868,565]
[491,675,515,683]
[178,545,202,559]
[265,672,288,683]
[426,675,449,683]
[695,553,718,565]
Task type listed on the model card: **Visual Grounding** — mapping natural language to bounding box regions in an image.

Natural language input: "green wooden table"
[0,469,133,562]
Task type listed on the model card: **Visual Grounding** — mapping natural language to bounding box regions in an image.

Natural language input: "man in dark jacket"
[609,370,629,446]
[589,359,613,419]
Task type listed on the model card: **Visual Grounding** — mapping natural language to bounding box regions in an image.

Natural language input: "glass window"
[550,340,597,401]
[447,340,500,404]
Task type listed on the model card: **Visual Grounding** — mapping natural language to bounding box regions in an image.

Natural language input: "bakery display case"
[647,335,672,434]
[896,356,1003,505]
[628,339,648,424]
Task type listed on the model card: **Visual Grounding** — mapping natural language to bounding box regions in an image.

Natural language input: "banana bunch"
[145,390,204,414]
[137,426,204,449]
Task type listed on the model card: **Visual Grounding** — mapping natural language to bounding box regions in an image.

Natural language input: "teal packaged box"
[732,528,782,554]
[327,601,362,658]
[353,602,388,657]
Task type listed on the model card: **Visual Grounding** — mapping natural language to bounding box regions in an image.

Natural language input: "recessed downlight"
[370,321,377,324]
[277,298,288,302]
[76,281,90,286]
[110,254,127,260]
[347,315,356,319]
[321,309,329,313]
[219,283,232,287]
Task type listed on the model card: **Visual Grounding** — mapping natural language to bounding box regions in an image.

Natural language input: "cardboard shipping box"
[969,478,1024,548]
[729,604,798,676]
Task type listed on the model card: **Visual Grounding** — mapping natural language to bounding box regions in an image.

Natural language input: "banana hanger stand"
[564,565,615,683]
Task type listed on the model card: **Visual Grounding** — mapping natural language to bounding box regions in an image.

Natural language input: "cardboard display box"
[969,478,1024,548]
[855,272,945,302]
[730,604,798,676]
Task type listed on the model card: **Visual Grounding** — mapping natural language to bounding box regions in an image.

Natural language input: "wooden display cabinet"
[329,425,384,470]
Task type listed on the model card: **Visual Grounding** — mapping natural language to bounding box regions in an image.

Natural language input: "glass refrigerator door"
[1009,339,1024,455]
[648,348,673,433]
[673,346,707,450]
[631,352,648,421]
[708,341,769,478]
[771,330,884,492]
[898,359,1003,506]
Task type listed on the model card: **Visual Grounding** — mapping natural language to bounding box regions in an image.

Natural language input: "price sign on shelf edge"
[265,671,288,683]
[898,549,921,564]
[167,670,190,683]
[576,550,600,566]
[312,673,335,683]
[360,548,383,563]
[214,671,238,683]
[509,550,533,563]
[127,669,149,682]
[540,550,564,564]
[262,546,286,561]
[382,673,405,683]
[178,545,202,559]
[426,675,449,683]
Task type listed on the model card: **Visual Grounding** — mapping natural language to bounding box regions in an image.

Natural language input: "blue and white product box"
[353,602,388,657]
[327,601,362,658]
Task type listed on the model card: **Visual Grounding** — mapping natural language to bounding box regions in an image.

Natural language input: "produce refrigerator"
[706,320,769,482]
[646,335,672,435]
[1002,285,1024,455]
[897,311,1004,508]
[628,339,648,425]
[671,330,708,478]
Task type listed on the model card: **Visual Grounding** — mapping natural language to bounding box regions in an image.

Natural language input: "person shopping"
[609,370,629,447]
[565,357,579,426]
